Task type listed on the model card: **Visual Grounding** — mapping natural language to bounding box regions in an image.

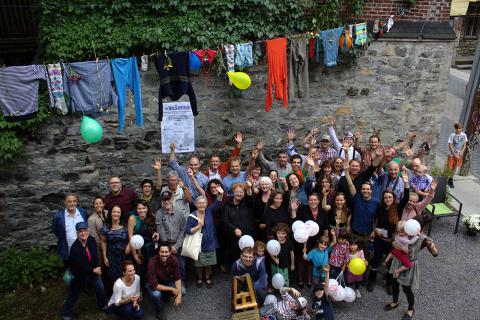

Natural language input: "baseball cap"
[313,283,325,293]
[296,297,308,310]
[75,221,88,231]
[321,134,331,142]
[161,190,173,200]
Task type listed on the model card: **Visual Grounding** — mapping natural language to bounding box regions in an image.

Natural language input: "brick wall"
[358,0,451,22]
[456,16,479,57]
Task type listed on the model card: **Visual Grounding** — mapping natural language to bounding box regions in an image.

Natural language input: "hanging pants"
[265,37,288,112]
[111,57,143,131]
[318,27,344,67]
[287,38,309,100]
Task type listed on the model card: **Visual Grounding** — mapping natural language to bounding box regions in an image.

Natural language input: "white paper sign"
[161,102,195,154]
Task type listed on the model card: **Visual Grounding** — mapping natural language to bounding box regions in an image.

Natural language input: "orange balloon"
[339,30,353,50]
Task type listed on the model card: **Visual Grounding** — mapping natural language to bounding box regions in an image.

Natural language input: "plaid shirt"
[319,147,337,164]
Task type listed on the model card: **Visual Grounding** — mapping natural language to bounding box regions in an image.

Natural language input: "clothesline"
[0,22,371,131]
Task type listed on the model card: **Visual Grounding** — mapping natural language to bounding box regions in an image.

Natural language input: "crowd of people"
[53,117,451,320]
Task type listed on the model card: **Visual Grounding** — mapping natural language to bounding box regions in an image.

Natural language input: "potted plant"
[463,215,480,236]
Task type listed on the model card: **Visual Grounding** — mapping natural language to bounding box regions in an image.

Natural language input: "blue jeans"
[111,302,144,319]
[145,283,187,314]
[63,277,107,319]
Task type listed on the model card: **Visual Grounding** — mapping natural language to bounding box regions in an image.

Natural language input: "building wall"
[453,16,480,57]
[359,0,451,22]
[0,39,454,249]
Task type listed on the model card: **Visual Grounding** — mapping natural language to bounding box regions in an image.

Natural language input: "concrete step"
[456,64,473,70]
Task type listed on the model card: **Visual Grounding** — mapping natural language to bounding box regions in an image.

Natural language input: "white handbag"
[181,214,203,261]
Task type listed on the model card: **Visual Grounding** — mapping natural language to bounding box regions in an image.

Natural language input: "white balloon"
[292,220,306,233]
[404,219,421,236]
[264,294,277,306]
[272,273,285,290]
[331,285,346,302]
[293,229,309,243]
[130,235,144,250]
[328,279,338,287]
[343,287,356,303]
[239,235,254,250]
[266,240,281,256]
[305,220,320,237]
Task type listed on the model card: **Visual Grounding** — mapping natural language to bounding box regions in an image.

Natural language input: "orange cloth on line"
[265,37,288,112]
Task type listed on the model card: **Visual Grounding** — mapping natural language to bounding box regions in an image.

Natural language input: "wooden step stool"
[231,274,260,320]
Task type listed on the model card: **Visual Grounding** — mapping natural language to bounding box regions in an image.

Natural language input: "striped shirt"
[0,65,47,119]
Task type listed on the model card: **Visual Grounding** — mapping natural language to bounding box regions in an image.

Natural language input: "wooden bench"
[232,275,260,320]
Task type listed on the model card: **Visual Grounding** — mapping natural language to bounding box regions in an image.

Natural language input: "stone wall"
[455,16,480,57]
[0,39,453,249]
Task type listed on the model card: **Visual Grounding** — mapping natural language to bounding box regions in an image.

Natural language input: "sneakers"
[355,289,362,299]
[448,178,454,188]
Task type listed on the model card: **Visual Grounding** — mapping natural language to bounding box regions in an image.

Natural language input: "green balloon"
[80,116,103,143]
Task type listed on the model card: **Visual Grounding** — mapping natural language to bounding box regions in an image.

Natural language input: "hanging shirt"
[355,23,368,46]
[154,52,198,121]
[62,60,117,114]
[0,65,47,120]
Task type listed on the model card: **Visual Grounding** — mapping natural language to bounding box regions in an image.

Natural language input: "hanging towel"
[355,22,367,46]
[224,44,235,72]
[154,52,198,121]
[62,60,117,114]
[0,65,47,121]
[287,37,309,100]
[265,37,288,112]
[110,57,143,131]
[235,42,253,69]
[46,63,68,114]
[318,27,344,67]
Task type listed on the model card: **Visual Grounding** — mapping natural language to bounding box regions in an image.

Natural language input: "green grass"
[0,278,110,320]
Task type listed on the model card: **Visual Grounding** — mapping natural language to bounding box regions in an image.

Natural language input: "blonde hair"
[396,221,406,233]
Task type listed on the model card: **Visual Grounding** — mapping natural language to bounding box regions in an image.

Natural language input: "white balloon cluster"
[292,220,319,244]
[328,278,356,303]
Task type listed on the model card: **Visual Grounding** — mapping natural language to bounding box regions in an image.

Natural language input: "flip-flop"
[206,279,213,288]
[402,310,415,320]
[196,280,203,288]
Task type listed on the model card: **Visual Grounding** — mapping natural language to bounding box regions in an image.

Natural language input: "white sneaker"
[355,289,362,299]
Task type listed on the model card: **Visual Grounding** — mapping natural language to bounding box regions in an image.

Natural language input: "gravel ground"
[134,216,479,320]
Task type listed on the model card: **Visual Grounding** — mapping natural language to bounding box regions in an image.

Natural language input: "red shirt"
[104,187,138,216]
[147,255,181,289]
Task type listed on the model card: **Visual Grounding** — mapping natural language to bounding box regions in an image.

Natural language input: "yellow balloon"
[348,257,366,275]
[227,71,251,90]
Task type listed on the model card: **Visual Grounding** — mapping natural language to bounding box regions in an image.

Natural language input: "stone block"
[383,45,395,56]
[388,57,403,68]
[420,51,433,58]
[394,46,408,57]
[359,68,374,76]
[336,106,353,116]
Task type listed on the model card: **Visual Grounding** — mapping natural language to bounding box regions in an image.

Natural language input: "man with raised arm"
[256,138,292,177]
[204,132,244,182]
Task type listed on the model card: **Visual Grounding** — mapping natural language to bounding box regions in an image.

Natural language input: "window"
[464,3,480,37]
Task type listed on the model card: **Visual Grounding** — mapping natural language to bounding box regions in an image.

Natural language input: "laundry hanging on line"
[110,57,143,132]
[0,65,47,121]
[62,59,117,114]
[155,51,198,121]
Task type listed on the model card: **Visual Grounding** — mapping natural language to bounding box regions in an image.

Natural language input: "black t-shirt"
[276,239,294,268]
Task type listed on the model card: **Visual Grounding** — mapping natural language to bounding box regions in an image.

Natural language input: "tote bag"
[181,214,203,261]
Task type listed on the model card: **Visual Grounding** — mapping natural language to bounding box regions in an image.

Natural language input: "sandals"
[206,279,213,289]
[196,279,203,288]
[383,303,399,311]
[402,310,415,320]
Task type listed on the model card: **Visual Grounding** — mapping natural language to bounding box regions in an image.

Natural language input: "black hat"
[161,190,173,200]
[75,221,88,231]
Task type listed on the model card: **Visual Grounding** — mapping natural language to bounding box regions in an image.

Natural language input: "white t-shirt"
[64,209,85,253]
[108,274,141,306]
[448,132,468,154]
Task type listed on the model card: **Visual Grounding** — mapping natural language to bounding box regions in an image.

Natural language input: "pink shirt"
[401,193,434,221]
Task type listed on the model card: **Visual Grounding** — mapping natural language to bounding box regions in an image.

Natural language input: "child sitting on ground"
[345,239,367,299]
[328,229,350,280]
[385,221,418,278]
[269,223,294,287]
[312,265,334,320]
[303,230,337,289]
